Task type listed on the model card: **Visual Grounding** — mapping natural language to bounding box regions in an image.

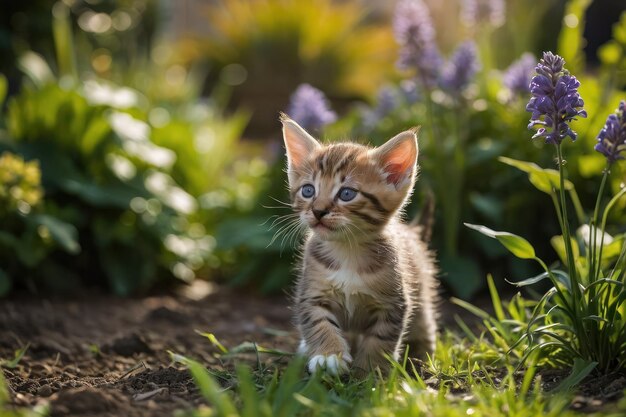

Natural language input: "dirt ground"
[1,283,624,416]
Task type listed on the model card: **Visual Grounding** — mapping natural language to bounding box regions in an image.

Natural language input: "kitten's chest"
[325,265,378,322]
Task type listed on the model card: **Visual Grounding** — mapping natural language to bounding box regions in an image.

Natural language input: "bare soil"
[1,284,296,417]
[0,285,624,416]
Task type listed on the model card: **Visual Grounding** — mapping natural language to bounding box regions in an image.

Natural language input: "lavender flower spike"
[393,0,442,88]
[461,0,505,27]
[440,41,481,93]
[595,101,626,164]
[503,52,536,97]
[526,52,587,145]
[287,84,337,131]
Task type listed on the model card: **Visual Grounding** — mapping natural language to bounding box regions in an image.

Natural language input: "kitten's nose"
[312,209,329,220]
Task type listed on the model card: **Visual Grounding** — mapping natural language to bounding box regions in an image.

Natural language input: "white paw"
[307,352,352,375]
[297,339,308,356]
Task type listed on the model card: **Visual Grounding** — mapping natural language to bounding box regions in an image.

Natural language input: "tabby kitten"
[280,113,438,376]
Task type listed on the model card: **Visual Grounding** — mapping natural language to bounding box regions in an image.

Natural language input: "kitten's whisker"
[262,205,293,210]
[268,196,293,207]
[267,221,293,247]
[268,213,300,230]
[259,215,280,226]
[268,218,300,248]
[281,221,303,252]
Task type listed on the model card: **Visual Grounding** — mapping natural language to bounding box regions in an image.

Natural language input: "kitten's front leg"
[297,297,352,375]
[353,304,408,375]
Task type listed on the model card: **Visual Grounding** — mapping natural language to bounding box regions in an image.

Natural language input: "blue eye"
[338,187,357,202]
[301,184,315,198]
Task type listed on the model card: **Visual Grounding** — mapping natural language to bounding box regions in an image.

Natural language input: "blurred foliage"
[0,2,261,296]
[174,0,396,134]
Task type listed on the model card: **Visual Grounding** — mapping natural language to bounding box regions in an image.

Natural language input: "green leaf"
[557,0,592,75]
[551,358,597,392]
[598,41,622,66]
[551,235,579,266]
[1,343,29,368]
[499,157,573,194]
[195,331,229,354]
[171,354,238,415]
[17,51,55,87]
[506,270,571,290]
[465,223,536,259]
[31,214,81,254]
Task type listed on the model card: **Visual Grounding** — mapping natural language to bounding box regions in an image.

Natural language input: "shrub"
[0,4,253,295]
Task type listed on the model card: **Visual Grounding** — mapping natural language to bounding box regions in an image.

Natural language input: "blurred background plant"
[173,0,396,135]
[0,0,625,299]
[0,0,261,295]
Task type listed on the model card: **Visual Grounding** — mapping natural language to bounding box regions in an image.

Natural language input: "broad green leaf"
[31,214,80,254]
[551,235,579,265]
[465,223,536,259]
[603,236,625,257]
[499,156,574,194]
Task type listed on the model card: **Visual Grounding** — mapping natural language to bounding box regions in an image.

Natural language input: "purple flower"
[287,84,337,131]
[461,0,505,27]
[595,101,626,164]
[393,0,442,88]
[400,80,420,104]
[375,86,398,116]
[526,52,587,145]
[440,41,480,93]
[503,53,536,97]
[361,86,399,129]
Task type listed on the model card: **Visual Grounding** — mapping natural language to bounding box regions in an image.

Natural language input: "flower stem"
[595,184,626,281]
[555,144,585,354]
[589,166,609,285]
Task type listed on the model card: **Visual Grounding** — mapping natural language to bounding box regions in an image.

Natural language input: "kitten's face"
[281,114,419,241]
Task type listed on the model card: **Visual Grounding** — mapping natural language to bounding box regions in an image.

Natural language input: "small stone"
[37,384,53,397]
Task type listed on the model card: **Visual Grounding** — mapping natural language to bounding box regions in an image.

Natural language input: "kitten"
[280,113,438,376]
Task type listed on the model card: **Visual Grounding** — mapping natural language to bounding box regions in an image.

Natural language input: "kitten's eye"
[338,187,358,202]
[301,184,315,198]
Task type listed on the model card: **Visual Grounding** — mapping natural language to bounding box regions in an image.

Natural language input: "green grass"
[172,328,626,417]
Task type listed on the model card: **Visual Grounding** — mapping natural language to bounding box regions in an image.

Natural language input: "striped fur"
[281,114,438,376]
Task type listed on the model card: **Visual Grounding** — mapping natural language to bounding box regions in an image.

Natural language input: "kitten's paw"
[297,339,308,356]
[307,352,352,375]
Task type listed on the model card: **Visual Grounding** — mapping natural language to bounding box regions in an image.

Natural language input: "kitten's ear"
[373,128,419,187]
[280,112,320,169]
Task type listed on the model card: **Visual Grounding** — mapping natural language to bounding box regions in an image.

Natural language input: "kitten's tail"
[411,190,435,242]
